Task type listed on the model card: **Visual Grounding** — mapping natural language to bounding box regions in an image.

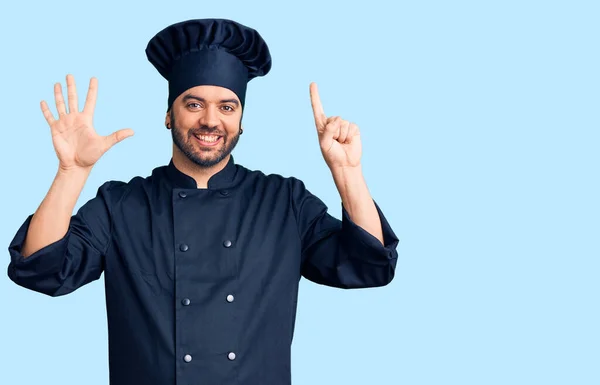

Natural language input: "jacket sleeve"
[292,178,399,289]
[6,181,117,297]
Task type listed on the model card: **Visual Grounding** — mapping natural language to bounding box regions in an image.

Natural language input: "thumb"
[104,128,134,150]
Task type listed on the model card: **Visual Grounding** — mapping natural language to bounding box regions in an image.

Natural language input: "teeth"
[197,135,220,142]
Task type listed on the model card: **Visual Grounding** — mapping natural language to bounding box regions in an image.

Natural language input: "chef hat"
[146,18,272,111]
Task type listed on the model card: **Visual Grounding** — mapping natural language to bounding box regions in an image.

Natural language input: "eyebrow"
[182,94,239,106]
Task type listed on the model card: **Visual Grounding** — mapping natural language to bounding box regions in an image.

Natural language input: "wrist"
[329,163,363,179]
[330,164,367,205]
[330,165,364,193]
[56,165,93,185]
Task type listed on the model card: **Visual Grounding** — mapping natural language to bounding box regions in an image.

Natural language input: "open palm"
[41,75,134,171]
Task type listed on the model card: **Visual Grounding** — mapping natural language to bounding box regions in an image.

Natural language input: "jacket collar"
[165,155,239,190]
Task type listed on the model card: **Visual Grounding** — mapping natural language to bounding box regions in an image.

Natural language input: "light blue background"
[1,1,598,384]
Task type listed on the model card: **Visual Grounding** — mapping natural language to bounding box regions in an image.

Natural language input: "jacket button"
[180,244,189,252]
[226,294,234,303]
[182,298,191,306]
[179,191,187,198]
[220,190,229,196]
[223,240,232,248]
[184,354,192,362]
[228,352,236,361]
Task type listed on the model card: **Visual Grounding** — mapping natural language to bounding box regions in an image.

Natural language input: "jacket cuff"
[340,200,399,263]
[7,215,70,282]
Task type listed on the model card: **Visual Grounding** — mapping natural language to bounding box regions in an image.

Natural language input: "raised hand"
[41,74,134,172]
[309,82,362,169]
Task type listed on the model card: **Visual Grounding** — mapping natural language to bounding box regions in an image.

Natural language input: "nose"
[198,105,220,128]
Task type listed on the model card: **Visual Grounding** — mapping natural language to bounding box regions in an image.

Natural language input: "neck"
[171,148,230,189]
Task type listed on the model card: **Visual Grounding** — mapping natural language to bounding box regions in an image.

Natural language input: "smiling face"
[166,85,243,168]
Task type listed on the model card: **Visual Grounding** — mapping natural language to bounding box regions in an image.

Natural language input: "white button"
[226,294,234,303]
[184,354,192,362]
[228,352,236,361]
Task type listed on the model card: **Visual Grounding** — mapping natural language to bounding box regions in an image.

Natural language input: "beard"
[170,110,241,168]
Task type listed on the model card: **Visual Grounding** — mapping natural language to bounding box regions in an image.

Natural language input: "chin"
[191,154,228,168]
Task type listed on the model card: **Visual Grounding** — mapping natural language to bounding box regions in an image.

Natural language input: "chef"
[8,18,399,385]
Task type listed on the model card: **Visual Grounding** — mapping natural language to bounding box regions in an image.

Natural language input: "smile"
[194,134,223,147]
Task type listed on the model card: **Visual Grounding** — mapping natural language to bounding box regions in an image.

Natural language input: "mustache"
[188,126,226,136]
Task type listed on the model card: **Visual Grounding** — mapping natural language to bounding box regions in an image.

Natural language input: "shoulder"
[236,164,321,213]
[93,164,167,204]
[238,164,306,192]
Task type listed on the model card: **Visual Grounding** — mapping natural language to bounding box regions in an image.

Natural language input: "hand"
[309,82,362,169]
[41,74,134,172]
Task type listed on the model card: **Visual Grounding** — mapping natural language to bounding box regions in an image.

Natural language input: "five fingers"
[41,75,98,126]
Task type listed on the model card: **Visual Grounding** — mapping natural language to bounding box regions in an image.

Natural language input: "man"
[7,18,399,385]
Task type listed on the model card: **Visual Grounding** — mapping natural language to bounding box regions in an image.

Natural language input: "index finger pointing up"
[309,82,326,128]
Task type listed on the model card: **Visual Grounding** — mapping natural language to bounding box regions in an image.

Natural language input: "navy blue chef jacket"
[8,155,399,384]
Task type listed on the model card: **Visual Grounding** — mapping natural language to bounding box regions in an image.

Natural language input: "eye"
[221,105,235,112]
[187,102,202,109]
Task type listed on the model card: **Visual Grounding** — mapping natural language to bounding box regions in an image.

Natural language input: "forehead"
[178,85,239,102]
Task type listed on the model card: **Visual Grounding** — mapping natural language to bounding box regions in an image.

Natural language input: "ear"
[165,110,171,129]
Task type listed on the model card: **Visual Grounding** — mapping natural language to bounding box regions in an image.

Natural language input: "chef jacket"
[7,156,399,385]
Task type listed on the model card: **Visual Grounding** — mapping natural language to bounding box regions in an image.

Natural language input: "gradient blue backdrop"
[1,1,598,384]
